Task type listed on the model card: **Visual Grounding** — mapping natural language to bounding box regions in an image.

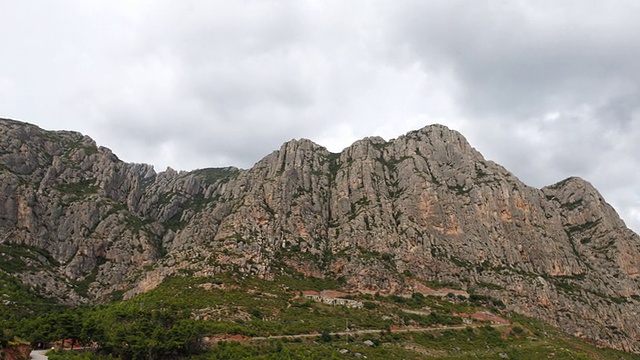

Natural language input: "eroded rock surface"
[1,118,640,352]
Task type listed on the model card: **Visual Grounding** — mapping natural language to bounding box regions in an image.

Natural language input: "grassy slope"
[5,271,640,359]
[93,275,640,359]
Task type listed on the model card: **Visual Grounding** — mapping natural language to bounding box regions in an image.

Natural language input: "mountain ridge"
[1,118,640,352]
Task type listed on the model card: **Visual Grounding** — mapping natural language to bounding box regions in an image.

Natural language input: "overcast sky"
[1,0,640,233]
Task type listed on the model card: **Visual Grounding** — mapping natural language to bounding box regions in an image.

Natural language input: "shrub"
[249,309,263,319]
[320,332,332,342]
[363,301,377,310]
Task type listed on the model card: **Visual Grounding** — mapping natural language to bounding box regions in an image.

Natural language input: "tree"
[0,328,10,348]
[80,314,104,348]
[54,312,81,349]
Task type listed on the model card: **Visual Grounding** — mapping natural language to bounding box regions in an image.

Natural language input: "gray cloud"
[1,0,639,232]
[391,1,640,117]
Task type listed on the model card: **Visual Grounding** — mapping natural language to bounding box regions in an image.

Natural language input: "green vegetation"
[3,271,640,359]
[468,294,506,309]
[561,198,584,210]
[566,219,602,234]
[38,323,640,360]
[0,271,67,347]
[125,214,153,233]
[56,178,98,196]
[70,260,104,298]
[547,177,574,190]
[191,167,238,185]
[0,244,58,273]
[325,152,341,181]
[377,155,411,173]
[63,137,98,157]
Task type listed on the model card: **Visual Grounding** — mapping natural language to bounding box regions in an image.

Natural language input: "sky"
[1,0,640,233]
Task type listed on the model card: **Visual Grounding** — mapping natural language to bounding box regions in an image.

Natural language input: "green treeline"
[3,304,211,359]
[0,272,208,359]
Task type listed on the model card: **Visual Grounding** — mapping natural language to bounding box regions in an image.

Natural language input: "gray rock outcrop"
[1,118,639,352]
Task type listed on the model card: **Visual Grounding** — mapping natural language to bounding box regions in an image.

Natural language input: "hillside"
[6,274,640,359]
[1,118,640,353]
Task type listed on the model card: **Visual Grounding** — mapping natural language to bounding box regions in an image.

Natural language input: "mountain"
[1,118,639,353]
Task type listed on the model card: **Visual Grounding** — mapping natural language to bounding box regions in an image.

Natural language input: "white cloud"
[1,1,639,233]
[0,77,14,96]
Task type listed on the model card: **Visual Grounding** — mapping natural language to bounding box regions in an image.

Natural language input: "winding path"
[247,323,508,341]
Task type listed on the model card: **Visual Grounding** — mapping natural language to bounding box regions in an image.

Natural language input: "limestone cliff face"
[1,118,640,352]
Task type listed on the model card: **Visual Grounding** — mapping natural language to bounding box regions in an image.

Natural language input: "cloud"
[390,1,640,116]
[0,1,639,232]
[68,0,463,170]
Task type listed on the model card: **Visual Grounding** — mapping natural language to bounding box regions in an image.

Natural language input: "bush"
[0,329,9,348]
[249,309,263,319]
[412,292,425,303]
[363,301,377,310]
[320,332,332,342]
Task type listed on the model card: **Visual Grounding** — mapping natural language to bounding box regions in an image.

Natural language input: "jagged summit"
[1,118,640,352]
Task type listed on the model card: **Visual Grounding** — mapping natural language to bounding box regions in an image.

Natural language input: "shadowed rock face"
[0,344,31,360]
[1,118,640,352]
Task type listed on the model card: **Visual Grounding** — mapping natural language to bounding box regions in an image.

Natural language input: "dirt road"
[248,323,508,341]
[30,350,48,360]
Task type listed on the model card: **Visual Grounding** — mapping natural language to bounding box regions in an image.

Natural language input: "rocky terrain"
[0,344,30,360]
[1,118,639,352]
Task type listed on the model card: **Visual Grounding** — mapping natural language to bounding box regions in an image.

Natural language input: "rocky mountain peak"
[1,118,640,352]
